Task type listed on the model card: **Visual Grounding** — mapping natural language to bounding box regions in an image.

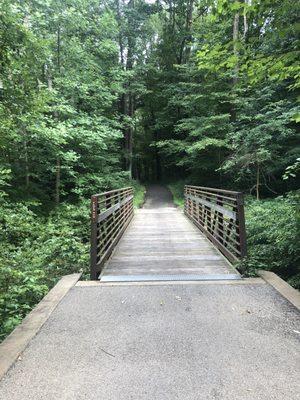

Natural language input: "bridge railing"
[184,185,247,264]
[90,187,134,279]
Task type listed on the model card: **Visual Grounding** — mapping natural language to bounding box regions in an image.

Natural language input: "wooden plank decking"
[100,206,240,282]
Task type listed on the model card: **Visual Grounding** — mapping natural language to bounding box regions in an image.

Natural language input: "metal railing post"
[90,195,99,280]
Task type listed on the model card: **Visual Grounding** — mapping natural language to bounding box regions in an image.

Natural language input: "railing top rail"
[92,187,133,198]
[185,185,242,196]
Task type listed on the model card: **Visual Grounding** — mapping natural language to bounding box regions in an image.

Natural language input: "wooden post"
[90,195,99,280]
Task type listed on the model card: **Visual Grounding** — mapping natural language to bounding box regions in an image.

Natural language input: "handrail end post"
[236,192,247,258]
[90,195,99,280]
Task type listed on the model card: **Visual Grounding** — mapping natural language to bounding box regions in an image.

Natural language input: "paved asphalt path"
[143,184,175,208]
[0,282,299,400]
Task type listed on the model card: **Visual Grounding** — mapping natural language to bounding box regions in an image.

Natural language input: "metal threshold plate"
[100,274,241,282]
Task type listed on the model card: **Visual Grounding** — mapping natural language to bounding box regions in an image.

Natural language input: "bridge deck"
[100,191,239,282]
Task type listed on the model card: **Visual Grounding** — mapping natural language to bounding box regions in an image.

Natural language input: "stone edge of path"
[258,270,300,311]
[76,277,265,287]
[0,273,82,381]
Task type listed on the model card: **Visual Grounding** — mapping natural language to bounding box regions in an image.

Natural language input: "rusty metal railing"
[90,187,134,279]
[184,185,247,264]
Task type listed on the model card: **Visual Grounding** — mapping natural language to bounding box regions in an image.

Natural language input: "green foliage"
[0,0,125,205]
[0,199,90,339]
[133,183,146,208]
[283,158,300,180]
[168,181,185,208]
[133,0,299,195]
[0,266,48,340]
[241,193,300,288]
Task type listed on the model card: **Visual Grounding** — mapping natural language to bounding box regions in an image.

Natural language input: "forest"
[0,0,299,340]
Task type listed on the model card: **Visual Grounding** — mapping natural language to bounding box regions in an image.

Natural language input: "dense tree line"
[1,0,299,199]
[0,0,299,339]
[133,0,299,197]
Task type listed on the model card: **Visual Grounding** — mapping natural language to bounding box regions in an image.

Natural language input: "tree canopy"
[1,0,299,202]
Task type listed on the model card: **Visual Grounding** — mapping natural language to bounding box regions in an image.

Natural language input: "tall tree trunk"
[243,0,248,40]
[45,63,52,90]
[124,0,135,178]
[127,92,133,178]
[154,133,161,181]
[184,0,194,63]
[23,133,30,190]
[54,23,62,205]
[116,0,125,68]
[57,25,61,74]
[256,161,260,200]
[55,157,61,206]
[150,110,161,181]
[233,9,240,86]
[230,3,241,122]
[116,0,128,171]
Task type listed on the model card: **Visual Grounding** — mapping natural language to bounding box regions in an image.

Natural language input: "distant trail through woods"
[143,184,175,209]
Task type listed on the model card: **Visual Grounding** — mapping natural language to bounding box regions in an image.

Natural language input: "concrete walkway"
[0,281,299,399]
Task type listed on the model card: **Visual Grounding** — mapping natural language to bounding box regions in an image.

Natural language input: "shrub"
[242,192,300,288]
[0,200,89,340]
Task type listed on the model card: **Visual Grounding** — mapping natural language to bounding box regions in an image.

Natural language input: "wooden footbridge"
[90,185,247,282]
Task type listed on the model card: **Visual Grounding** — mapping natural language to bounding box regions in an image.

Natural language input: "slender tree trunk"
[256,162,260,200]
[243,0,248,40]
[184,0,194,62]
[154,134,161,181]
[23,134,30,190]
[127,92,133,178]
[54,23,62,205]
[124,0,135,178]
[55,157,61,206]
[57,25,61,74]
[233,10,240,86]
[230,3,241,122]
[116,0,128,172]
[45,63,53,90]
[150,109,161,181]
[116,0,125,67]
